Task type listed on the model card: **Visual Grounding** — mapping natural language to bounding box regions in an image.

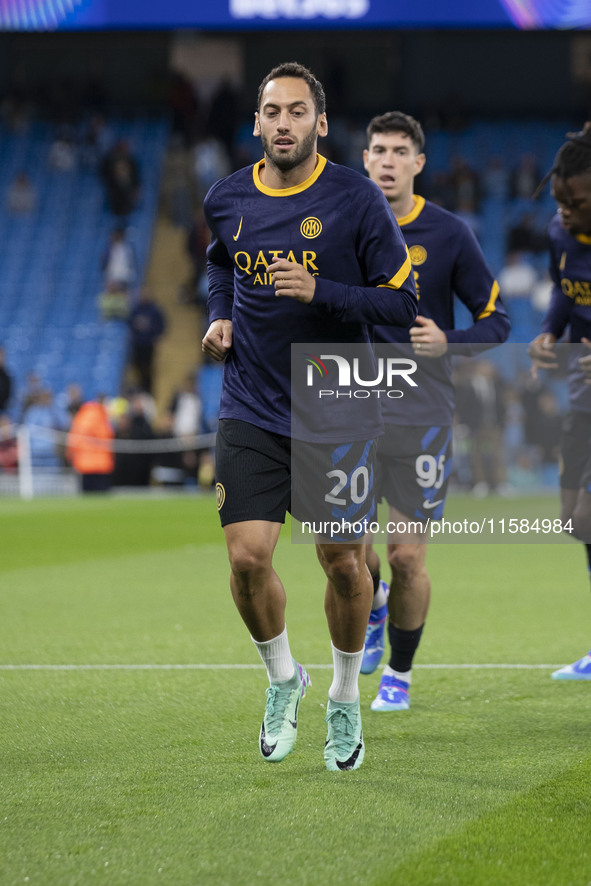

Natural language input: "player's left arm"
[444,225,511,347]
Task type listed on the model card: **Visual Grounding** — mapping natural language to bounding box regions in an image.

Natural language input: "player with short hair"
[361,111,510,710]
[529,123,591,680]
[202,64,417,769]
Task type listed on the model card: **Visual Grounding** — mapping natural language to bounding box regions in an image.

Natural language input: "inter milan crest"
[300,217,322,239]
[409,245,427,266]
[216,483,226,511]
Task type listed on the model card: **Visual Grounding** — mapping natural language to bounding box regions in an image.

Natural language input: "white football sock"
[252,627,295,684]
[329,643,363,703]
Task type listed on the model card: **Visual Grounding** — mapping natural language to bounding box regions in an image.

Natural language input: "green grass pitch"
[1,494,590,886]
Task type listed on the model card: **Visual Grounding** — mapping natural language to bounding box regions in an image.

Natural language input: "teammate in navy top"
[202,64,417,770]
[529,122,591,681]
[360,111,510,711]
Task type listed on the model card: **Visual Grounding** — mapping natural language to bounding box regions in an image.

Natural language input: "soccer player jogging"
[529,123,591,680]
[361,112,510,710]
[202,65,417,770]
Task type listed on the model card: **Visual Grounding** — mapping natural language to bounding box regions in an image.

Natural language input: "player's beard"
[261,122,318,173]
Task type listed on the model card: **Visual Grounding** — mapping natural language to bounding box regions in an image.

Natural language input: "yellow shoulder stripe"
[378,247,413,291]
[477,281,500,319]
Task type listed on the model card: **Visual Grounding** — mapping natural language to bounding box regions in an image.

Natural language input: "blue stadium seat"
[0,116,169,407]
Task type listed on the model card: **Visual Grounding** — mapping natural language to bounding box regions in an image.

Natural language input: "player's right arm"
[202,190,235,361]
[202,318,233,361]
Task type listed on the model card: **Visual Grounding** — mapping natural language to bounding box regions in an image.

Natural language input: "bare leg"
[317,543,372,652]
[223,520,284,641]
[387,542,430,630]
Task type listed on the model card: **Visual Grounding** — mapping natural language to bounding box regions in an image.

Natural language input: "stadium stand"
[0,116,169,417]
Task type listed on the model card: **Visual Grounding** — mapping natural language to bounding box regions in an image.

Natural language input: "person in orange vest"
[66,395,114,492]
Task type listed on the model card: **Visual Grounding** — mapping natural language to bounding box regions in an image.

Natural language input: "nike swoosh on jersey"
[232,216,243,241]
[422,499,443,510]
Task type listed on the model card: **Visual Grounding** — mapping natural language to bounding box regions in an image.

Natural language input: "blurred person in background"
[6,170,37,214]
[102,226,137,291]
[111,392,155,487]
[128,288,166,394]
[0,413,18,474]
[98,226,137,321]
[168,371,202,486]
[19,372,44,420]
[21,389,61,468]
[0,346,12,414]
[101,138,141,217]
[66,395,114,492]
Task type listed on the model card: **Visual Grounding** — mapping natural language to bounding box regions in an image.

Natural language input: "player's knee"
[388,545,424,584]
[228,542,272,577]
[319,548,363,597]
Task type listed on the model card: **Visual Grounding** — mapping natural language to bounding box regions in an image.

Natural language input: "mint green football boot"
[259,661,311,763]
[324,697,365,772]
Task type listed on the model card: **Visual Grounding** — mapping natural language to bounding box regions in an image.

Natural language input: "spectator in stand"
[48,125,78,172]
[55,382,84,431]
[100,139,141,217]
[18,372,43,421]
[455,198,482,241]
[98,281,131,322]
[498,250,539,300]
[66,395,114,492]
[455,359,508,497]
[506,211,547,255]
[483,156,510,202]
[169,372,201,439]
[169,71,201,148]
[169,372,202,485]
[193,136,231,200]
[449,154,482,212]
[0,346,12,414]
[510,152,542,201]
[102,227,137,290]
[0,414,18,474]
[81,112,112,170]
[98,226,137,320]
[21,389,60,468]
[6,170,37,215]
[111,393,154,487]
[152,411,186,487]
[426,170,456,210]
[208,78,240,163]
[128,288,166,394]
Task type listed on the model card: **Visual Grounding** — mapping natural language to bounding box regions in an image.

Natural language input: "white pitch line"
[0,663,566,671]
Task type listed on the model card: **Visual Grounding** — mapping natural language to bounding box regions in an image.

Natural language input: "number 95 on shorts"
[291,437,378,542]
